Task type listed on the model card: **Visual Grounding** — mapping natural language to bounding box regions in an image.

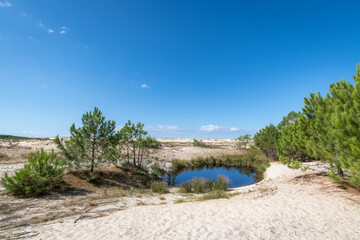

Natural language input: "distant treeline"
[0,135,31,140]
[254,65,360,187]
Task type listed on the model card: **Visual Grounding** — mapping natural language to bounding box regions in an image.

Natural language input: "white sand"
[35,163,360,240]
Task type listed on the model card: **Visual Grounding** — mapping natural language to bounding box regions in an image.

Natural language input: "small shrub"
[85,172,100,182]
[193,139,208,148]
[1,149,64,196]
[179,176,229,194]
[179,181,192,193]
[301,165,309,171]
[348,174,360,188]
[203,179,216,192]
[151,181,167,193]
[327,171,342,184]
[200,190,229,200]
[287,160,301,169]
[171,159,188,171]
[192,178,205,193]
[214,175,229,191]
[236,134,251,149]
[151,162,166,178]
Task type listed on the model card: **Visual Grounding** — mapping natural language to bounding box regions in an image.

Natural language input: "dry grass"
[137,201,147,206]
[88,201,97,207]
[21,153,30,159]
[0,165,160,238]
[174,198,188,204]
[0,152,9,161]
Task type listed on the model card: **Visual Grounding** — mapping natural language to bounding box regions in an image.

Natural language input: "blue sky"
[1,0,360,138]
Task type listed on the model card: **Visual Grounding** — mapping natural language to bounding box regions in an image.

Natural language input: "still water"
[163,166,261,188]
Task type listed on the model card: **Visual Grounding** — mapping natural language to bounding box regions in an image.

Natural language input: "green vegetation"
[151,162,166,178]
[253,124,280,160]
[192,139,208,147]
[54,107,118,173]
[119,120,156,168]
[150,181,168,193]
[200,190,229,200]
[179,175,229,194]
[0,135,31,140]
[255,65,360,187]
[1,149,64,196]
[179,181,192,193]
[236,134,251,149]
[171,152,269,175]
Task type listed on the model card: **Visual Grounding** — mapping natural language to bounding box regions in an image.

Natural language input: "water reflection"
[163,166,262,188]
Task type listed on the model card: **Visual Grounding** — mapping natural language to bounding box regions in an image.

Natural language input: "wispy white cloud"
[200,125,222,132]
[20,13,31,17]
[0,2,12,7]
[141,83,149,88]
[40,85,48,88]
[200,125,243,133]
[39,21,55,34]
[145,125,180,132]
[59,26,67,34]
[21,130,47,135]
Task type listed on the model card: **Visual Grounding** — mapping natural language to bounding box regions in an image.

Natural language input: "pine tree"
[330,65,360,186]
[253,124,280,160]
[236,134,251,149]
[54,107,119,173]
[119,120,153,168]
[258,65,360,187]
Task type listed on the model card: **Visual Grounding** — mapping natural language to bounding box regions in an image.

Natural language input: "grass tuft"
[200,190,229,200]
[150,181,167,193]
[192,139,209,148]
[179,175,229,194]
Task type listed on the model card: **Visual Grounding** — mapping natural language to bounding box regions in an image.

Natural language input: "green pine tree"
[119,120,153,168]
[253,124,280,160]
[54,107,119,173]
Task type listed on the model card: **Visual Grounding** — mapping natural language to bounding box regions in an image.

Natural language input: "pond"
[163,166,262,188]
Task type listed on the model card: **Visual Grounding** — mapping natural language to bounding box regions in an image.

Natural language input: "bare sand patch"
[33,163,360,240]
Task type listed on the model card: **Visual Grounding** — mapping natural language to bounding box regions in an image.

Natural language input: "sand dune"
[35,163,360,240]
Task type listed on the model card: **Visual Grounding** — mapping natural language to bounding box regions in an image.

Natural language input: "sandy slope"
[35,163,360,240]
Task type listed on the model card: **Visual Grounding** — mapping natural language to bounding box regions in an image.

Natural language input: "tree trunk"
[91,134,96,173]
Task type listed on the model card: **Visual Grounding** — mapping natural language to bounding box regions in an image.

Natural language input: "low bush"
[150,181,167,193]
[85,172,101,182]
[192,139,208,148]
[151,162,166,178]
[214,175,229,191]
[192,178,205,193]
[1,149,64,196]
[200,190,229,200]
[179,175,229,194]
[179,181,192,193]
